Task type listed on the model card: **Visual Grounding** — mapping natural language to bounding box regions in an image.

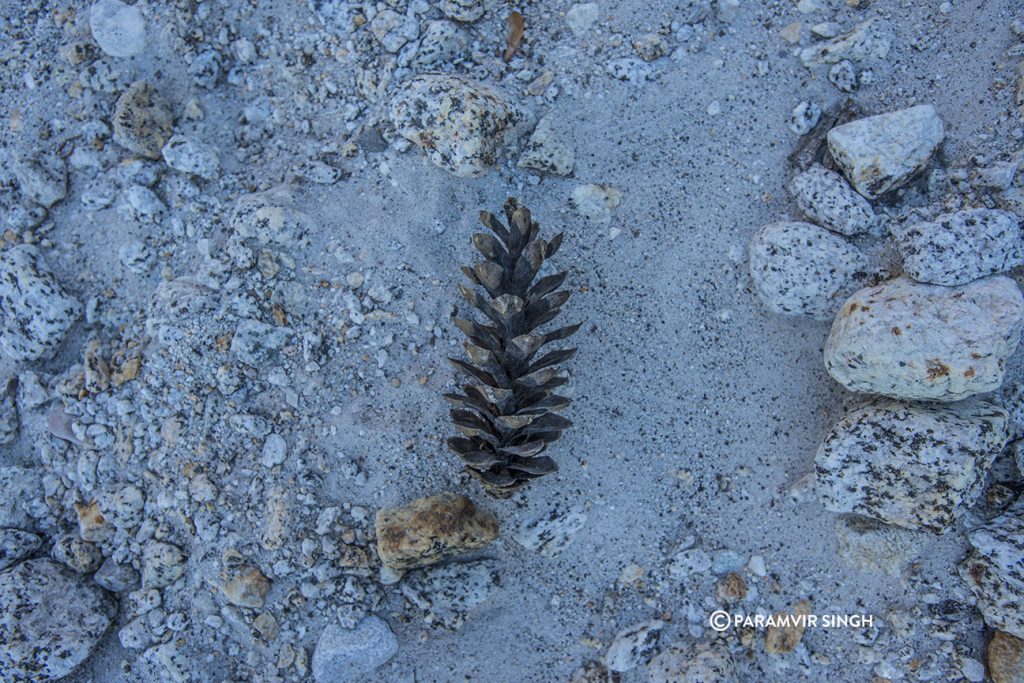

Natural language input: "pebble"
[633,34,668,62]
[261,433,288,467]
[988,630,1024,683]
[94,557,140,592]
[571,183,622,224]
[190,50,221,89]
[98,484,144,529]
[223,565,271,608]
[648,641,736,683]
[789,101,821,135]
[765,600,812,653]
[230,186,316,246]
[0,381,17,445]
[799,18,891,66]
[959,496,1024,639]
[0,558,115,680]
[311,616,398,683]
[0,529,41,572]
[439,0,484,22]
[514,504,587,557]
[816,399,1008,532]
[161,135,220,180]
[375,492,498,569]
[369,9,417,53]
[389,75,531,177]
[141,541,187,588]
[824,275,1024,401]
[399,559,499,630]
[604,619,663,672]
[789,164,876,236]
[518,115,575,176]
[828,60,858,93]
[120,184,167,223]
[89,0,146,58]
[834,514,925,576]
[827,104,944,199]
[411,20,466,67]
[891,208,1024,286]
[748,221,871,320]
[12,155,67,208]
[112,81,174,159]
[0,245,81,362]
[566,3,600,36]
[606,57,653,82]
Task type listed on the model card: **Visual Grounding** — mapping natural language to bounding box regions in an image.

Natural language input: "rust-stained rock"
[765,600,812,654]
[223,565,271,609]
[374,492,498,569]
[990,630,1024,683]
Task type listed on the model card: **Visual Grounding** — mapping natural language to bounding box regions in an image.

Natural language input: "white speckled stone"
[816,399,1008,532]
[141,541,186,589]
[399,559,498,630]
[604,619,664,673]
[161,135,220,180]
[799,18,891,66]
[789,164,875,236]
[0,245,81,362]
[825,276,1024,401]
[89,0,146,57]
[959,496,1024,639]
[648,641,736,683]
[312,616,398,683]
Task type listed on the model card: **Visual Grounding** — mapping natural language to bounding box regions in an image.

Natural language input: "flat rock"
[960,496,1024,638]
[834,514,926,576]
[799,18,891,66]
[816,399,1008,532]
[0,467,42,529]
[0,245,81,362]
[566,3,601,36]
[649,641,736,683]
[312,616,398,683]
[439,0,484,22]
[989,631,1024,683]
[0,530,41,572]
[518,115,574,176]
[827,104,944,199]
[112,81,174,160]
[389,75,531,177]
[788,164,876,236]
[0,558,115,681]
[89,0,146,57]
[571,183,621,224]
[514,503,587,557]
[375,492,498,569]
[399,559,499,630]
[748,221,871,320]
[161,135,220,180]
[604,619,663,673]
[12,156,67,208]
[892,208,1024,286]
[824,276,1024,401]
[229,186,315,246]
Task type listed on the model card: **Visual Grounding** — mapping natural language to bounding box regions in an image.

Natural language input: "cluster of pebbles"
[750,101,1024,680]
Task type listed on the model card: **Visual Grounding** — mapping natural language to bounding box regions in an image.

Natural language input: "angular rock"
[229,186,316,246]
[89,0,146,58]
[0,245,79,362]
[566,3,600,36]
[748,221,871,320]
[892,209,1024,286]
[515,503,587,558]
[989,631,1024,683]
[649,642,736,683]
[604,619,663,673]
[824,276,1024,401]
[112,81,174,160]
[141,541,186,588]
[369,9,416,53]
[93,557,139,592]
[0,467,42,529]
[0,558,115,680]
[799,18,891,66]
[98,484,144,529]
[960,496,1024,638]
[816,399,1008,532]
[312,616,398,683]
[0,379,17,445]
[375,492,498,570]
[834,514,926,576]
[828,60,858,93]
[788,164,876,236]
[439,0,484,22]
[230,318,292,367]
[0,529,41,572]
[161,135,220,180]
[51,533,103,574]
[12,155,67,208]
[411,20,466,68]
[223,565,271,608]
[399,559,499,630]
[827,105,944,199]
[765,600,812,653]
[518,115,574,176]
[389,75,531,177]
[789,101,821,136]
[571,183,621,225]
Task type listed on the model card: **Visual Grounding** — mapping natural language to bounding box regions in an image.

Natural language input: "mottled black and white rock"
[824,276,1024,401]
[411,20,466,68]
[0,467,42,529]
[799,18,891,66]
[891,209,1024,286]
[93,557,140,592]
[0,529,41,572]
[89,0,147,58]
[0,379,16,444]
[518,115,575,176]
[648,641,736,683]
[229,186,316,246]
[141,541,186,588]
[959,496,1024,639]
[514,504,587,557]
[827,105,944,199]
[161,135,220,180]
[834,514,926,576]
[604,619,664,673]
[369,9,417,53]
[828,60,858,93]
[399,559,499,630]
[389,75,531,177]
[789,164,876,236]
[439,0,484,22]
[748,221,871,320]
[0,245,81,362]
[816,399,1008,532]
[0,558,115,681]
[112,81,174,160]
[230,318,292,367]
[311,616,398,683]
[12,155,67,208]
[789,101,821,135]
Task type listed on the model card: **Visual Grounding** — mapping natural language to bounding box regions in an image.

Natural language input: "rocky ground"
[1,0,1024,682]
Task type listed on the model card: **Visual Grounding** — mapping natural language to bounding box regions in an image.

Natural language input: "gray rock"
[93,557,139,592]
[89,0,146,58]
[399,559,499,630]
[789,164,875,236]
[439,0,484,22]
[748,221,871,320]
[229,186,316,246]
[12,155,67,208]
[604,619,664,673]
[827,104,944,199]
[0,467,42,529]
[0,559,115,681]
[0,245,81,361]
[677,0,712,24]
[141,541,186,588]
[112,81,174,160]
[606,57,654,82]
[892,209,1024,286]
[959,496,1024,638]
[411,20,466,67]
[633,33,668,62]
[369,9,417,53]
[189,50,221,89]
[789,101,821,135]
[816,399,1008,532]
[230,318,292,367]
[311,616,398,683]
[161,135,220,180]
[799,18,891,66]
[0,379,17,444]
[649,641,736,683]
[828,60,858,93]
[119,184,166,223]
[51,534,103,574]
[514,504,587,557]
[824,276,1024,401]
[0,529,41,572]
[566,3,600,36]
[834,514,926,576]
[518,115,574,176]
[389,75,531,177]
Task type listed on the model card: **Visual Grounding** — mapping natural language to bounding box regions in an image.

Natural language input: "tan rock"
[223,565,271,608]
[991,630,1024,683]
[765,600,812,654]
[717,572,748,603]
[75,500,112,542]
[374,492,498,569]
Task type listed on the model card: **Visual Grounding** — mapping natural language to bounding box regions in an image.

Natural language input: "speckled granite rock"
[748,221,871,320]
[0,530,41,572]
[312,617,398,683]
[0,245,81,361]
[51,533,103,574]
[799,18,891,66]
[989,631,1024,683]
[112,81,174,159]
[161,135,220,180]
[375,492,498,570]
[12,155,67,208]
[824,276,1024,401]
[816,399,1008,532]
[399,559,499,630]
[514,503,587,557]
[518,115,574,176]
[411,20,466,68]
[141,541,187,588]
[827,104,943,198]
[788,164,876,236]
[0,558,115,681]
[229,186,315,246]
[604,619,663,672]
[892,209,1024,286]
[834,514,926,576]
[649,641,736,683]
[439,0,484,22]
[389,75,531,177]
[0,467,42,529]
[0,379,17,444]
[960,497,1024,638]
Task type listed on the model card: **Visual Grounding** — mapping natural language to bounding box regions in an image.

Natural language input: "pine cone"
[446,198,579,498]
